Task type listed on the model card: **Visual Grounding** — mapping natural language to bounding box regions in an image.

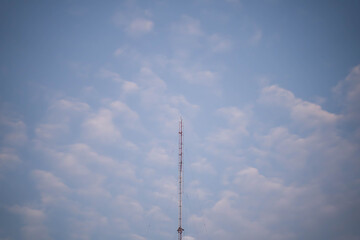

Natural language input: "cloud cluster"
[259,85,339,128]
[1,0,360,238]
[0,114,27,172]
[186,71,360,239]
[4,62,360,240]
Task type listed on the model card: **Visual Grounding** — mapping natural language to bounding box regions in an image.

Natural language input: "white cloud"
[126,18,154,36]
[183,236,196,240]
[123,81,139,93]
[131,66,200,136]
[41,98,90,133]
[132,66,200,136]
[334,64,360,102]
[9,206,51,240]
[68,210,109,240]
[175,66,218,86]
[292,101,338,127]
[155,104,181,134]
[188,190,269,240]
[249,29,262,45]
[112,10,154,36]
[130,233,147,240]
[10,205,46,224]
[69,62,90,78]
[82,108,121,143]
[172,15,231,56]
[233,167,285,192]
[256,127,308,168]
[32,170,69,193]
[191,157,216,175]
[207,107,249,147]
[259,85,339,128]
[98,68,124,82]
[0,147,21,168]
[31,140,142,237]
[0,118,27,146]
[114,47,126,56]
[31,138,146,239]
[172,16,203,36]
[110,100,139,122]
[136,67,167,107]
[255,84,358,173]
[146,146,174,166]
[99,68,139,94]
[52,149,92,179]
[152,176,177,203]
[147,206,171,222]
[170,95,199,112]
[35,142,140,208]
[69,143,138,180]
[196,71,218,85]
[138,67,167,91]
[188,178,326,240]
[35,123,68,140]
[32,170,70,204]
[2,4,359,239]
[76,184,112,199]
[209,34,232,52]
[217,106,248,129]
[188,183,212,201]
[207,128,240,146]
[51,99,90,113]
[334,64,360,121]
[115,195,144,222]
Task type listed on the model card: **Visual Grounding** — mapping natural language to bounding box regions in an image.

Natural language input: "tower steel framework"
[177,118,184,240]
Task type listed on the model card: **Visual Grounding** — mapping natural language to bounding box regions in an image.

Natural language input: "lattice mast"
[177,118,184,240]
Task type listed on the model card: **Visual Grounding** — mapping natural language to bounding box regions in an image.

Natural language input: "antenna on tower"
[177,118,184,240]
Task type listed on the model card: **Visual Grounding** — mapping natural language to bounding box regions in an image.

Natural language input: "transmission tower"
[177,118,184,240]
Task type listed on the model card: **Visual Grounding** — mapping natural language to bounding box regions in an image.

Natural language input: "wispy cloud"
[32,169,70,204]
[113,10,154,36]
[171,15,232,53]
[147,206,171,222]
[1,117,27,146]
[209,34,232,52]
[126,18,154,36]
[114,47,126,56]
[0,147,21,169]
[174,65,219,86]
[98,68,124,82]
[110,101,139,122]
[207,106,249,147]
[172,16,203,36]
[334,64,360,122]
[249,28,262,45]
[9,206,50,240]
[191,157,216,175]
[146,146,174,166]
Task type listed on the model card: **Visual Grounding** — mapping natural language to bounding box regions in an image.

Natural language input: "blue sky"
[1,0,360,239]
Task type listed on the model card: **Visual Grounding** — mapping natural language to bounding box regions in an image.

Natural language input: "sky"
[1,0,360,239]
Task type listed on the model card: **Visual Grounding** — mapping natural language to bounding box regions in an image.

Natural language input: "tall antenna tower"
[177,118,184,240]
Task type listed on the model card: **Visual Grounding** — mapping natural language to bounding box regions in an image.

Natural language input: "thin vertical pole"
[177,118,184,240]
